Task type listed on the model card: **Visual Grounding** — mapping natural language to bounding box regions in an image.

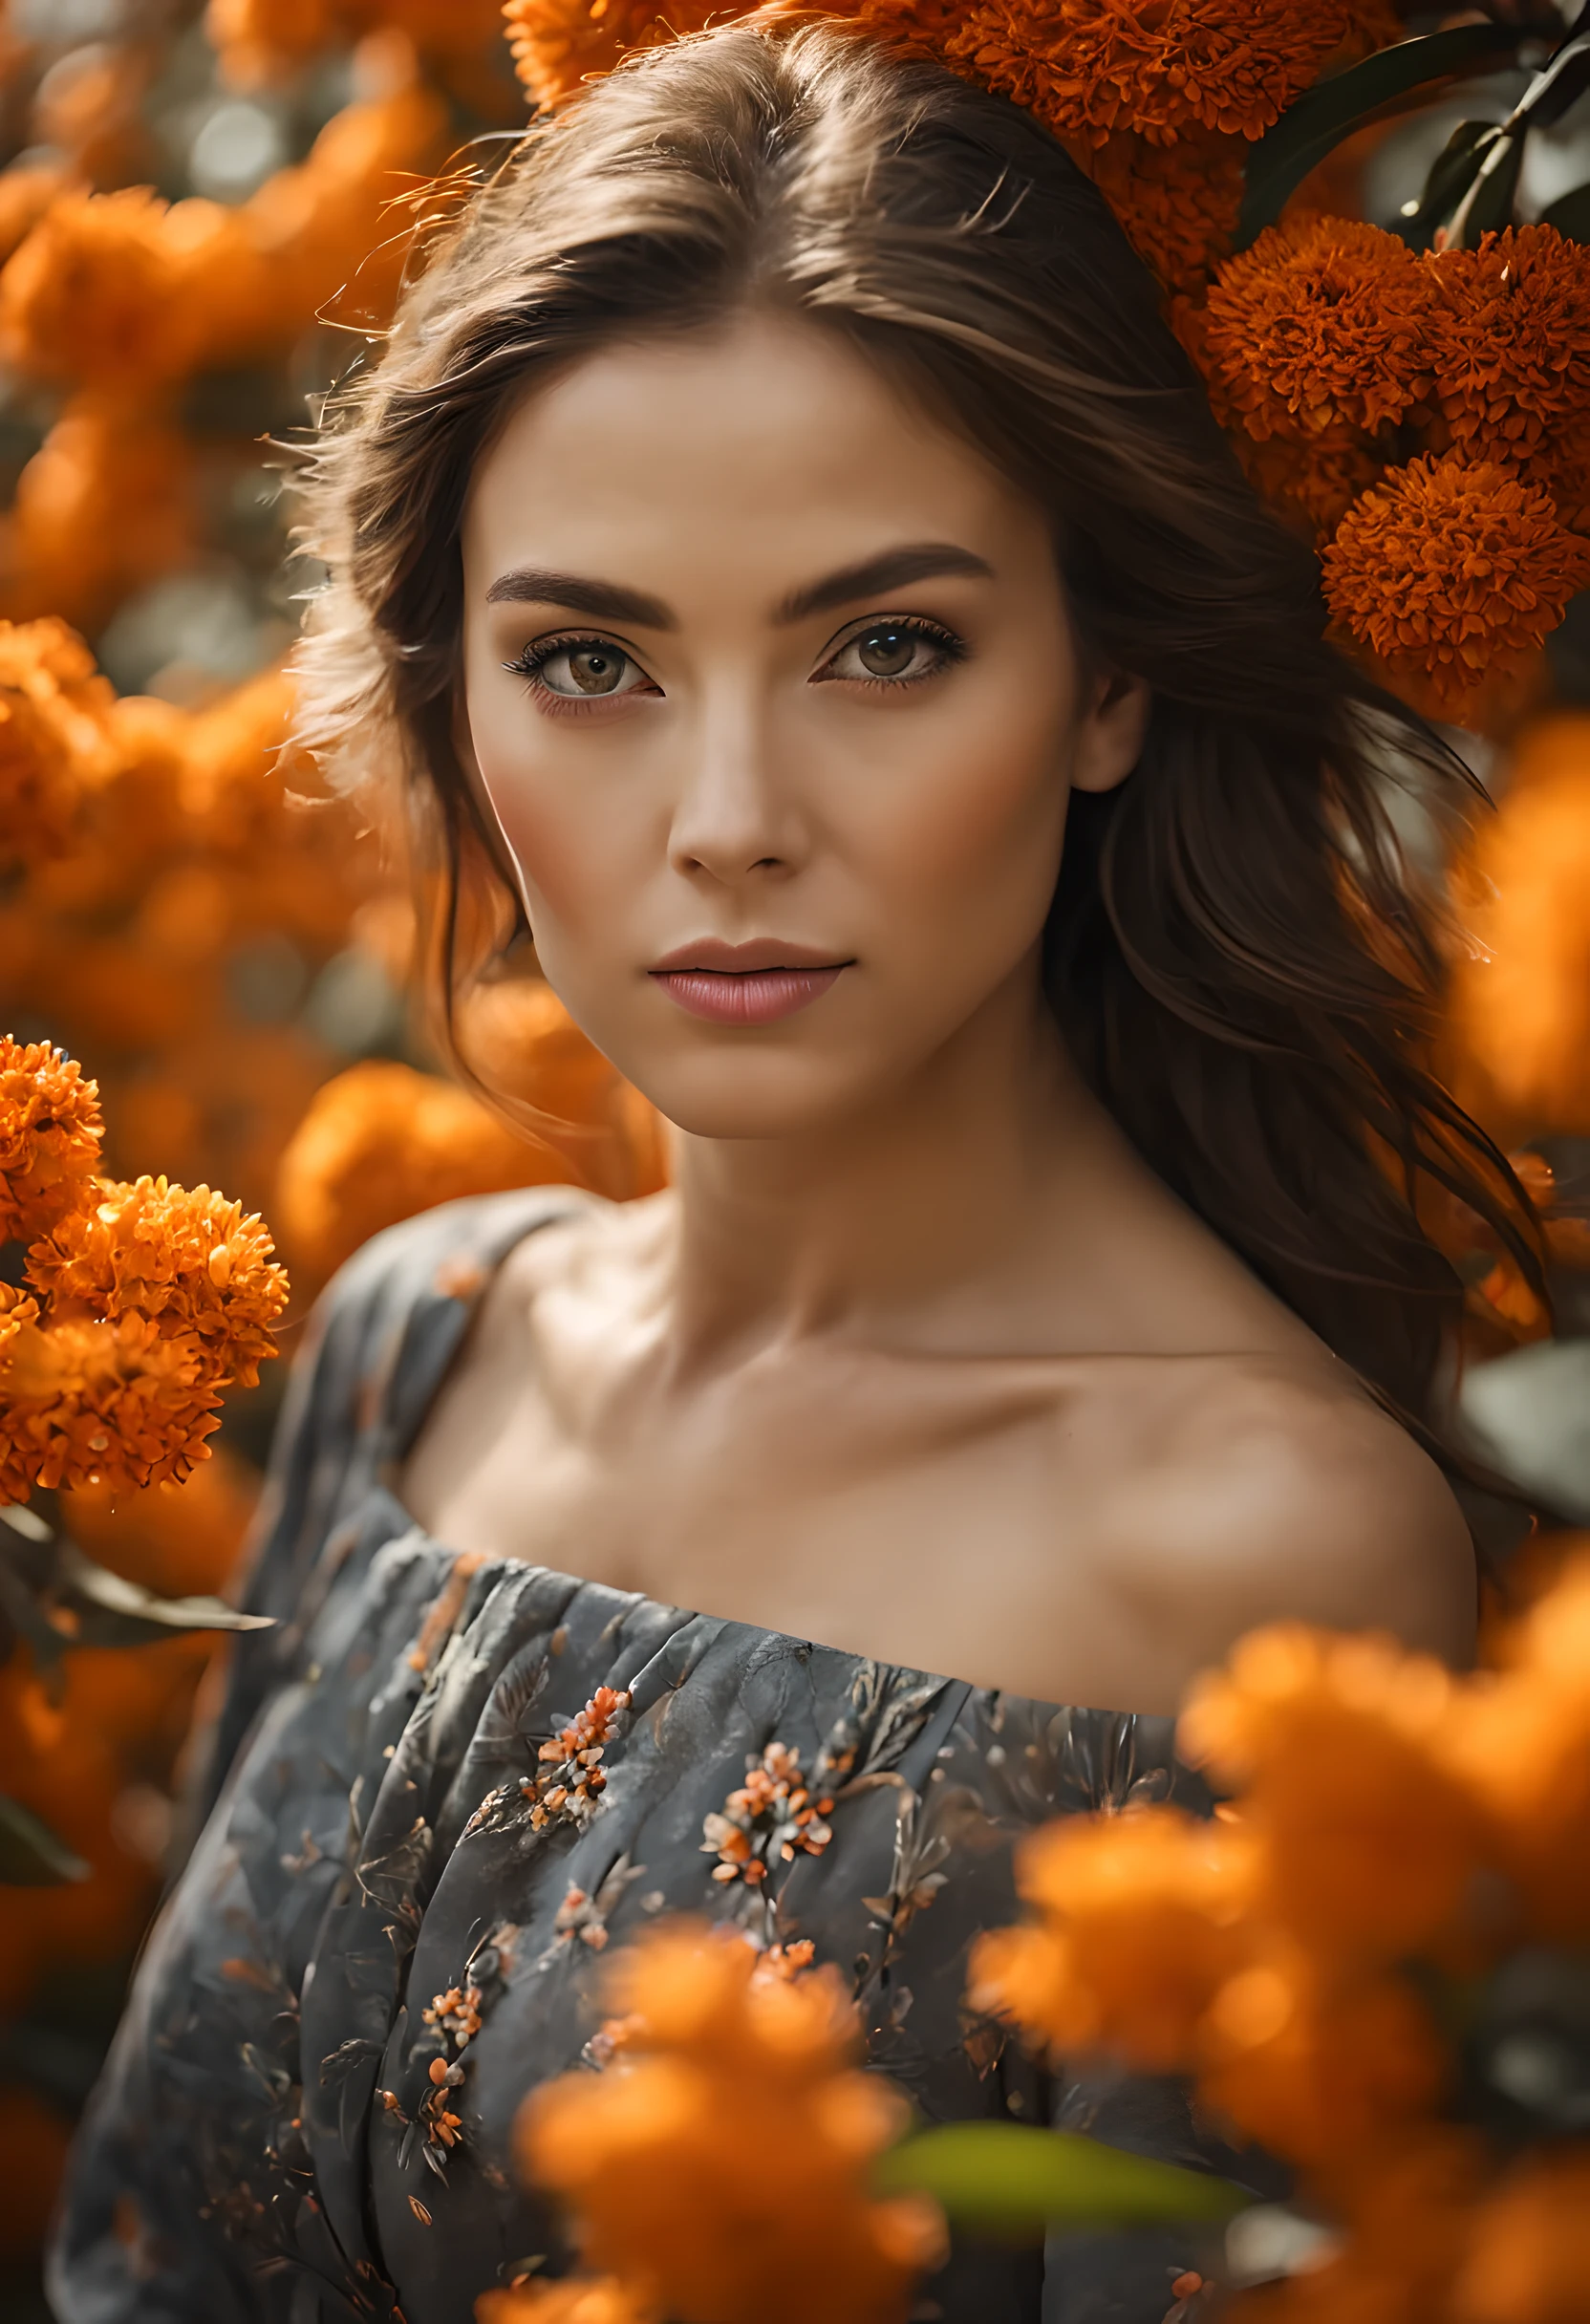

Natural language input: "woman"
[54,21,1536,2322]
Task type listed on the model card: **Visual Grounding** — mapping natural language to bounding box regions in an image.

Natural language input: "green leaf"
[1539,180,1590,242]
[54,1543,274,1646]
[1457,130,1525,246]
[1237,24,1520,248]
[0,1795,90,1886]
[874,2122,1254,2239]
[1401,119,1503,243]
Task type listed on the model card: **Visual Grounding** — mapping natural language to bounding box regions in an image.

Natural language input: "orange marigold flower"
[0,1038,103,1242]
[1320,456,1590,723]
[504,0,720,110]
[1452,2145,1590,2324]
[0,1309,222,1499]
[967,1806,1256,2071]
[478,2279,655,2324]
[1198,1949,1448,2168]
[1180,1625,1486,1963]
[1085,125,1244,293]
[934,0,1395,149]
[1427,226,1590,476]
[517,1921,945,2324]
[1201,217,1434,443]
[27,1175,290,1389]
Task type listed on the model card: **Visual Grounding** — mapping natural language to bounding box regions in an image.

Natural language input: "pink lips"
[648,942,849,1026]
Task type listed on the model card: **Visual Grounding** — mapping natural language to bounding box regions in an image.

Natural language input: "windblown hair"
[293,16,1542,1452]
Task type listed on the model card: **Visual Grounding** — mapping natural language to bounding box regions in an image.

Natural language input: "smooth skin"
[403,311,1475,1715]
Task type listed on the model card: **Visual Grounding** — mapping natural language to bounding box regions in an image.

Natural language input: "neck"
[659,959,1136,1367]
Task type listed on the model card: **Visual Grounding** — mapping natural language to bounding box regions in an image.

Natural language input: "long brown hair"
[292,16,1542,1451]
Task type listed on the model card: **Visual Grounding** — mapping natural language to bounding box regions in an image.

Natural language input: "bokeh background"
[0,2,1588,2313]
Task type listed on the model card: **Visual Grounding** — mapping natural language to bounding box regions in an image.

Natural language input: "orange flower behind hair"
[1321,456,1590,724]
[0,1038,103,1242]
[517,1921,944,2324]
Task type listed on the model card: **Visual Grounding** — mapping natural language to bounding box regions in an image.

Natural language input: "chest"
[404,1335,1143,1694]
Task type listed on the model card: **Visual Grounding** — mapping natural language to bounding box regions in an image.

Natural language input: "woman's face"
[459,312,1147,1138]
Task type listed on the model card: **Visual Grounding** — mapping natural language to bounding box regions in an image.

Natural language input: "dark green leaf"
[1402,120,1503,243]
[1539,180,1590,242]
[1515,28,1590,133]
[0,1795,90,1886]
[1456,130,1526,245]
[1237,25,1520,248]
[54,1543,274,1642]
[875,2122,1253,2238]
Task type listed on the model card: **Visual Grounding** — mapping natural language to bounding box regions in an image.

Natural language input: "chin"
[625,1050,891,1143]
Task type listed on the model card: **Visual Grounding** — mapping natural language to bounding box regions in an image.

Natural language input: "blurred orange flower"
[478,2280,655,2324]
[0,187,202,381]
[1321,456,1590,724]
[1237,2127,1483,2321]
[60,1445,259,1599]
[1179,1625,1485,1962]
[274,1057,580,1288]
[0,1037,103,1240]
[1446,714,1590,1138]
[29,1174,290,1388]
[0,395,197,631]
[1198,1948,1448,2167]
[518,1921,944,2324]
[967,1805,1256,2070]
[1452,2147,1590,2324]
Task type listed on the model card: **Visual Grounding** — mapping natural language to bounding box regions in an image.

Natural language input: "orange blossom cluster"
[969,1558,1590,2319]
[0,1036,290,1500]
[498,1920,946,2324]
[1196,218,1590,723]
[505,0,1394,296]
[0,36,446,634]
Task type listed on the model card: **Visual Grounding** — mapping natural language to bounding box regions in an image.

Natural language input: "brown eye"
[855,625,918,678]
[567,645,626,694]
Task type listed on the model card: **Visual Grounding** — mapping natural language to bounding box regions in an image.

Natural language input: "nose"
[666,687,806,889]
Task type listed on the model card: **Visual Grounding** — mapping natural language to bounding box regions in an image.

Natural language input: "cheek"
[468,709,644,954]
[859,699,1070,949]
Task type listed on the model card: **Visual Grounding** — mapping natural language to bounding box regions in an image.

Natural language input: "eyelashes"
[503,614,969,717]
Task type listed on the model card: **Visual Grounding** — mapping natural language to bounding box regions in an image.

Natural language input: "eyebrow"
[775,542,994,624]
[484,568,674,627]
[483,542,994,632]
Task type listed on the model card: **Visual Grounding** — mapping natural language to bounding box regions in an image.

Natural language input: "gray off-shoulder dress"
[50,1191,1278,2324]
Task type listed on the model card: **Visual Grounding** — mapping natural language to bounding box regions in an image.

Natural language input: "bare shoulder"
[1085,1355,1476,1686]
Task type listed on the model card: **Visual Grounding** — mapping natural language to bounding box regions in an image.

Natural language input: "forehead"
[460,311,1041,599]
